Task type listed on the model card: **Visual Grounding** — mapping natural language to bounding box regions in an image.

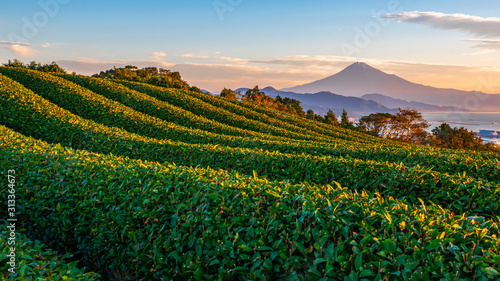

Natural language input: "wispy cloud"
[383,11,500,37]
[151,51,167,60]
[4,44,38,57]
[176,53,210,59]
[463,38,500,51]
[175,53,248,64]
[215,56,248,64]
[0,41,32,46]
[250,55,353,69]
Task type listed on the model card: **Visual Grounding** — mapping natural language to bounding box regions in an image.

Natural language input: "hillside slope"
[1,68,499,280]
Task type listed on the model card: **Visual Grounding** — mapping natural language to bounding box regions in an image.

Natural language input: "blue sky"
[1,0,500,93]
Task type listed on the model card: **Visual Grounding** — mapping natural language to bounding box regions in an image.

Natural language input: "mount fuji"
[281,62,500,112]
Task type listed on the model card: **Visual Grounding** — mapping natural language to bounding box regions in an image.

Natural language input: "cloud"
[176,53,210,59]
[463,38,500,51]
[5,44,38,57]
[176,53,248,64]
[250,55,353,69]
[383,11,500,37]
[151,51,167,60]
[0,40,32,46]
[215,56,248,64]
[41,43,52,48]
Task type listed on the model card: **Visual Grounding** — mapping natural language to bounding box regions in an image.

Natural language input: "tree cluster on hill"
[305,109,345,127]
[221,86,306,118]
[3,59,66,74]
[431,123,499,152]
[306,108,358,129]
[359,108,499,152]
[93,65,201,92]
[359,108,429,143]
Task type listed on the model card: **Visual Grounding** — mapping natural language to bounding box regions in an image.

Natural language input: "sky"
[1,0,500,94]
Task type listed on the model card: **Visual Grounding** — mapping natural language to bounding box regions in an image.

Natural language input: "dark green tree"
[314,114,325,122]
[3,59,24,68]
[431,123,495,151]
[306,109,316,120]
[275,95,305,117]
[93,66,190,90]
[39,61,66,74]
[3,59,66,74]
[324,109,339,126]
[340,109,353,128]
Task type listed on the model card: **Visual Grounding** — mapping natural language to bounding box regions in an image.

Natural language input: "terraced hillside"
[1,67,499,280]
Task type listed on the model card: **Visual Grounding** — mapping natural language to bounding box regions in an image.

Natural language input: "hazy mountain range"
[280,62,500,112]
[235,62,475,117]
[235,86,395,117]
[360,94,465,112]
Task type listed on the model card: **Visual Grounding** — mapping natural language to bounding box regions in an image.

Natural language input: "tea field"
[0,67,499,280]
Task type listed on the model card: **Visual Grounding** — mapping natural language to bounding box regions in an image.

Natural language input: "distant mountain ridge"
[361,93,465,112]
[236,86,394,117]
[235,86,464,117]
[281,62,500,112]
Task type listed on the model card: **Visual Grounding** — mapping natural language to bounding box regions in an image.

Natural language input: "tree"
[390,108,429,143]
[358,108,430,143]
[3,59,24,68]
[93,66,191,90]
[306,109,316,120]
[39,61,66,74]
[314,114,325,123]
[244,86,273,107]
[220,88,241,101]
[324,109,339,126]
[359,112,393,137]
[27,60,42,70]
[431,123,490,151]
[340,109,353,129]
[275,95,305,117]
[3,59,66,74]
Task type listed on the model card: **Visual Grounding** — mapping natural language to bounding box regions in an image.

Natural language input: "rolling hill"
[1,67,499,280]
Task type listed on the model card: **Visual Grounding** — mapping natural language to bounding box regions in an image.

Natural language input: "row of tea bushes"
[1,73,499,219]
[59,74,267,139]
[222,95,384,144]
[148,80,499,183]
[1,126,499,280]
[118,80,335,142]
[3,68,498,183]
[1,68,379,160]
[0,223,100,280]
